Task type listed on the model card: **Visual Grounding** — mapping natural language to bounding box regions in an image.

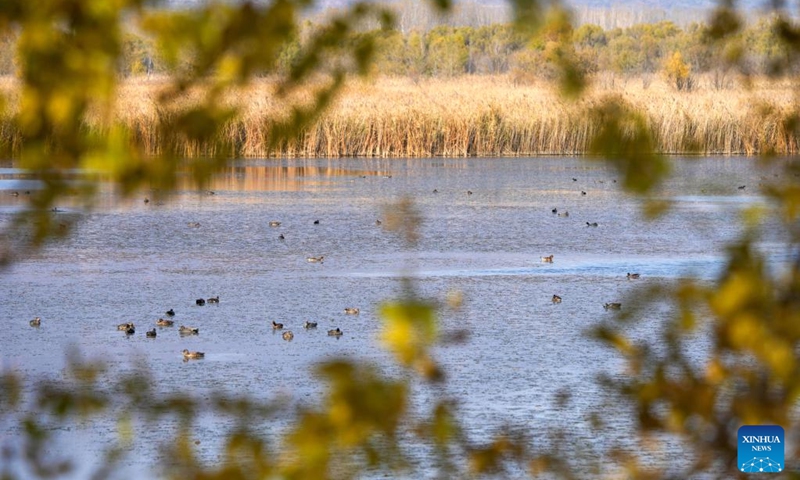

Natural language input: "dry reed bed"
[1,75,798,157]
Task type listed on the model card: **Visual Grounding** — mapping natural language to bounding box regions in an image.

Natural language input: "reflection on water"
[0,161,396,211]
[198,162,395,193]
[0,156,791,476]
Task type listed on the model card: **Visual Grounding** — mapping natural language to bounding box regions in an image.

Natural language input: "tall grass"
[2,75,798,157]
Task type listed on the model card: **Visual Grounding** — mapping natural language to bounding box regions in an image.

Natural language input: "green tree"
[573,23,606,48]
[120,31,157,76]
[606,34,641,75]
[467,24,525,74]
[425,26,469,77]
[405,30,427,76]
[372,29,409,75]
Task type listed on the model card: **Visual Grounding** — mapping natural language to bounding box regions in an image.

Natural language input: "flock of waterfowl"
[269,312,348,342]
[22,176,662,361]
[541,191,645,310]
[542,263,638,309]
[540,252,641,310]
[27,293,354,361]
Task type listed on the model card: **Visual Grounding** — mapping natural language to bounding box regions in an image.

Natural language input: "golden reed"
[1,75,798,157]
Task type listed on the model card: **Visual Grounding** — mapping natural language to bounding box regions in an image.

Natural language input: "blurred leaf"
[380,300,441,379]
[382,197,422,246]
[283,360,408,477]
[587,96,669,195]
[705,2,742,40]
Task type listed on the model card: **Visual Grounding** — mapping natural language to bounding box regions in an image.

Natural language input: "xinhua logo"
[738,425,785,473]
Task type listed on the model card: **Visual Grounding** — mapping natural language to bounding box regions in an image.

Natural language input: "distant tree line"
[0,12,794,89]
[360,15,796,86]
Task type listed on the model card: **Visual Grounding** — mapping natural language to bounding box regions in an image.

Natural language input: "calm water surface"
[0,157,790,477]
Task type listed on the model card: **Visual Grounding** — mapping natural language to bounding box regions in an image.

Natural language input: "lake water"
[0,156,790,477]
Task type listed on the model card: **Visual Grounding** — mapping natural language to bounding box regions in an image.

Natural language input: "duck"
[282,331,294,341]
[313,219,320,225]
[558,211,569,217]
[272,321,284,330]
[179,326,199,334]
[541,255,554,263]
[581,191,587,196]
[306,256,324,263]
[627,273,641,279]
[344,308,360,315]
[117,322,135,331]
[166,309,175,317]
[29,317,41,327]
[182,349,205,360]
[196,298,206,306]
[467,190,473,195]
[586,222,598,227]
[551,207,558,214]
[738,185,746,190]
[146,329,157,338]
[552,295,562,304]
[328,328,343,337]
[125,325,135,335]
[603,303,622,310]
[433,189,438,193]
[269,221,281,227]
[187,222,201,228]
[279,234,285,240]
[375,220,382,226]
[156,318,174,327]
[207,296,219,304]
[304,321,318,329]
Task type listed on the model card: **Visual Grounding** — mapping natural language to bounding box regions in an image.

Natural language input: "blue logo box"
[738,425,785,473]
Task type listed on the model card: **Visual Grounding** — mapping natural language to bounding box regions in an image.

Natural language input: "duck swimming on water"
[182,349,205,359]
[328,328,343,337]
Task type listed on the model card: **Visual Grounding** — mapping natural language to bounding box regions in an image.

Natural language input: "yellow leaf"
[711,273,754,317]
[380,301,437,367]
[728,313,761,348]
